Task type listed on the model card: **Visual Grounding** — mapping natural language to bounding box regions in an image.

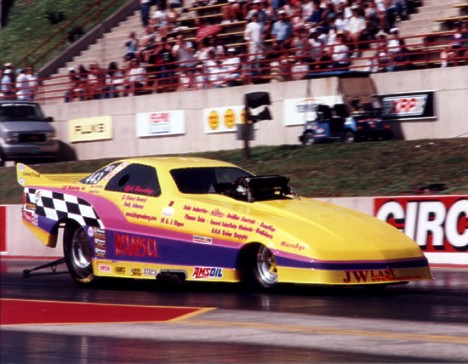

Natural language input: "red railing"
[4,31,466,104]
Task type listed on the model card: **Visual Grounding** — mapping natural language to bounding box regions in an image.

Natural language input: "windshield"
[0,103,46,121]
[171,167,253,194]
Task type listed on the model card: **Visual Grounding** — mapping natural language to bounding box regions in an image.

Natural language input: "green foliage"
[1,139,467,204]
[0,0,127,68]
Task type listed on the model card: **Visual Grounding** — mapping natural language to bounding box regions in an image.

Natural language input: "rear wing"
[17,163,88,188]
[17,164,43,187]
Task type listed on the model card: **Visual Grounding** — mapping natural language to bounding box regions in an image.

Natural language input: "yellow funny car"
[17,157,432,288]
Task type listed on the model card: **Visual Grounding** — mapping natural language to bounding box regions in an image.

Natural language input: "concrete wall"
[42,66,468,161]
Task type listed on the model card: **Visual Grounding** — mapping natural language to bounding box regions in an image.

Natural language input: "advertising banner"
[136,110,185,137]
[69,116,113,143]
[380,91,436,120]
[203,106,244,134]
[374,196,468,265]
[283,96,343,126]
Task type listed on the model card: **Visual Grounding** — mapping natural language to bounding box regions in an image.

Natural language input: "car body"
[17,157,432,288]
[0,100,59,166]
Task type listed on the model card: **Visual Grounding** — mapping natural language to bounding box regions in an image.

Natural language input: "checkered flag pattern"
[25,188,103,228]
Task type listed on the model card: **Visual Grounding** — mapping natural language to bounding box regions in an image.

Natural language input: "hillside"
[1,138,467,205]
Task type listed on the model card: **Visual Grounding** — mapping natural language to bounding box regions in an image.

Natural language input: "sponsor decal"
[211,209,224,218]
[193,235,212,244]
[22,210,38,226]
[162,207,175,217]
[131,268,142,276]
[94,228,106,241]
[280,241,306,252]
[143,268,158,277]
[375,197,468,252]
[192,267,223,279]
[94,247,106,257]
[160,217,184,227]
[341,269,420,283]
[125,211,157,222]
[114,232,158,257]
[98,264,111,273]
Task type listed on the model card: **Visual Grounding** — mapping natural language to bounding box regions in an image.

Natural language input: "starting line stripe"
[0,298,214,326]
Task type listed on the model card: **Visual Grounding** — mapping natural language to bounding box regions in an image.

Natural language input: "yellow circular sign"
[208,110,219,130]
[224,109,236,129]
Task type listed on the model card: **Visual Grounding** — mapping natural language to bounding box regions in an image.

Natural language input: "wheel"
[241,244,278,289]
[302,131,315,145]
[342,130,355,143]
[63,223,95,285]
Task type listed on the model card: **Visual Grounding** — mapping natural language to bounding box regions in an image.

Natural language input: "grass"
[1,138,467,205]
[0,0,127,68]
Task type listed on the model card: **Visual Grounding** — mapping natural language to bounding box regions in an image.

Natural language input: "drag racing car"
[17,157,432,288]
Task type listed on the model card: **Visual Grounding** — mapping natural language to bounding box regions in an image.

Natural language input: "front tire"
[241,244,278,289]
[302,131,315,145]
[63,223,95,285]
[342,130,355,143]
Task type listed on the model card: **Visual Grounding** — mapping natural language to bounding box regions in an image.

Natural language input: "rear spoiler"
[17,163,89,188]
[17,163,42,187]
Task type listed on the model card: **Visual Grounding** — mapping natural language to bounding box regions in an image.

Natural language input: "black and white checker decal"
[25,188,103,228]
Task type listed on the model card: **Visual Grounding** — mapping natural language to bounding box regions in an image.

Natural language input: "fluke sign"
[374,196,468,252]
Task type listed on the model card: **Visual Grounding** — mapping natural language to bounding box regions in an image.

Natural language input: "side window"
[105,164,161,197]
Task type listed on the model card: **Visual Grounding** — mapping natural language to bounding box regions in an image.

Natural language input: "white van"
[0,101,59,166]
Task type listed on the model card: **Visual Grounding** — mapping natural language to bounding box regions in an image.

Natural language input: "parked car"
[299,102,393,144]
[17,157,432,289]
[299,72,393,145]
[0,100,59,166]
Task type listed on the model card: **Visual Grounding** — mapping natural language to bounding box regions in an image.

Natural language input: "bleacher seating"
[30,0,467,103]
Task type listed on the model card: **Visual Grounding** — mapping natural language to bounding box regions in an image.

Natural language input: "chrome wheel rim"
[257,245,278,285]
[71,228,92,269]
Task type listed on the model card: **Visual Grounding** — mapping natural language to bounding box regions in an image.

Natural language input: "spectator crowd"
[1,0,467,102]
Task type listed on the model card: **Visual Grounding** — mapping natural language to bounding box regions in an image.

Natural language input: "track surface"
[1,259,468,363]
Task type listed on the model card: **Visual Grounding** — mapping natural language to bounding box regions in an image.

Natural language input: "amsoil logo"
[375,197,468,252]
[192,267,223,279]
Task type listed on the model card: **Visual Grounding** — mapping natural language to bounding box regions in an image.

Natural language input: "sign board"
[283,96,343,126]
[203,106,244,134]
[69,116,113,143]
[136,110,185,137]
[380,91,436,120]
[374,196,468,265]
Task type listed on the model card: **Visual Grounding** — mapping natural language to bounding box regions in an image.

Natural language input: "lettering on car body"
[192,267,223,279]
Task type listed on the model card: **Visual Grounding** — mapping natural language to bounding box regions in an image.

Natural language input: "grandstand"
[3,0,468,103]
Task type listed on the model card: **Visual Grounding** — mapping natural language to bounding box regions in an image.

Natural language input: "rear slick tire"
[63,223,95,285]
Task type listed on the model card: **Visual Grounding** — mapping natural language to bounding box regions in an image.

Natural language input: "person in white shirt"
[125,58,147,95]
[25,66,39,100]
[244,13,264,61]
[345,5,366,57]
[220,48,242,86]
[16,69,31,100]
[331,32,350,69]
